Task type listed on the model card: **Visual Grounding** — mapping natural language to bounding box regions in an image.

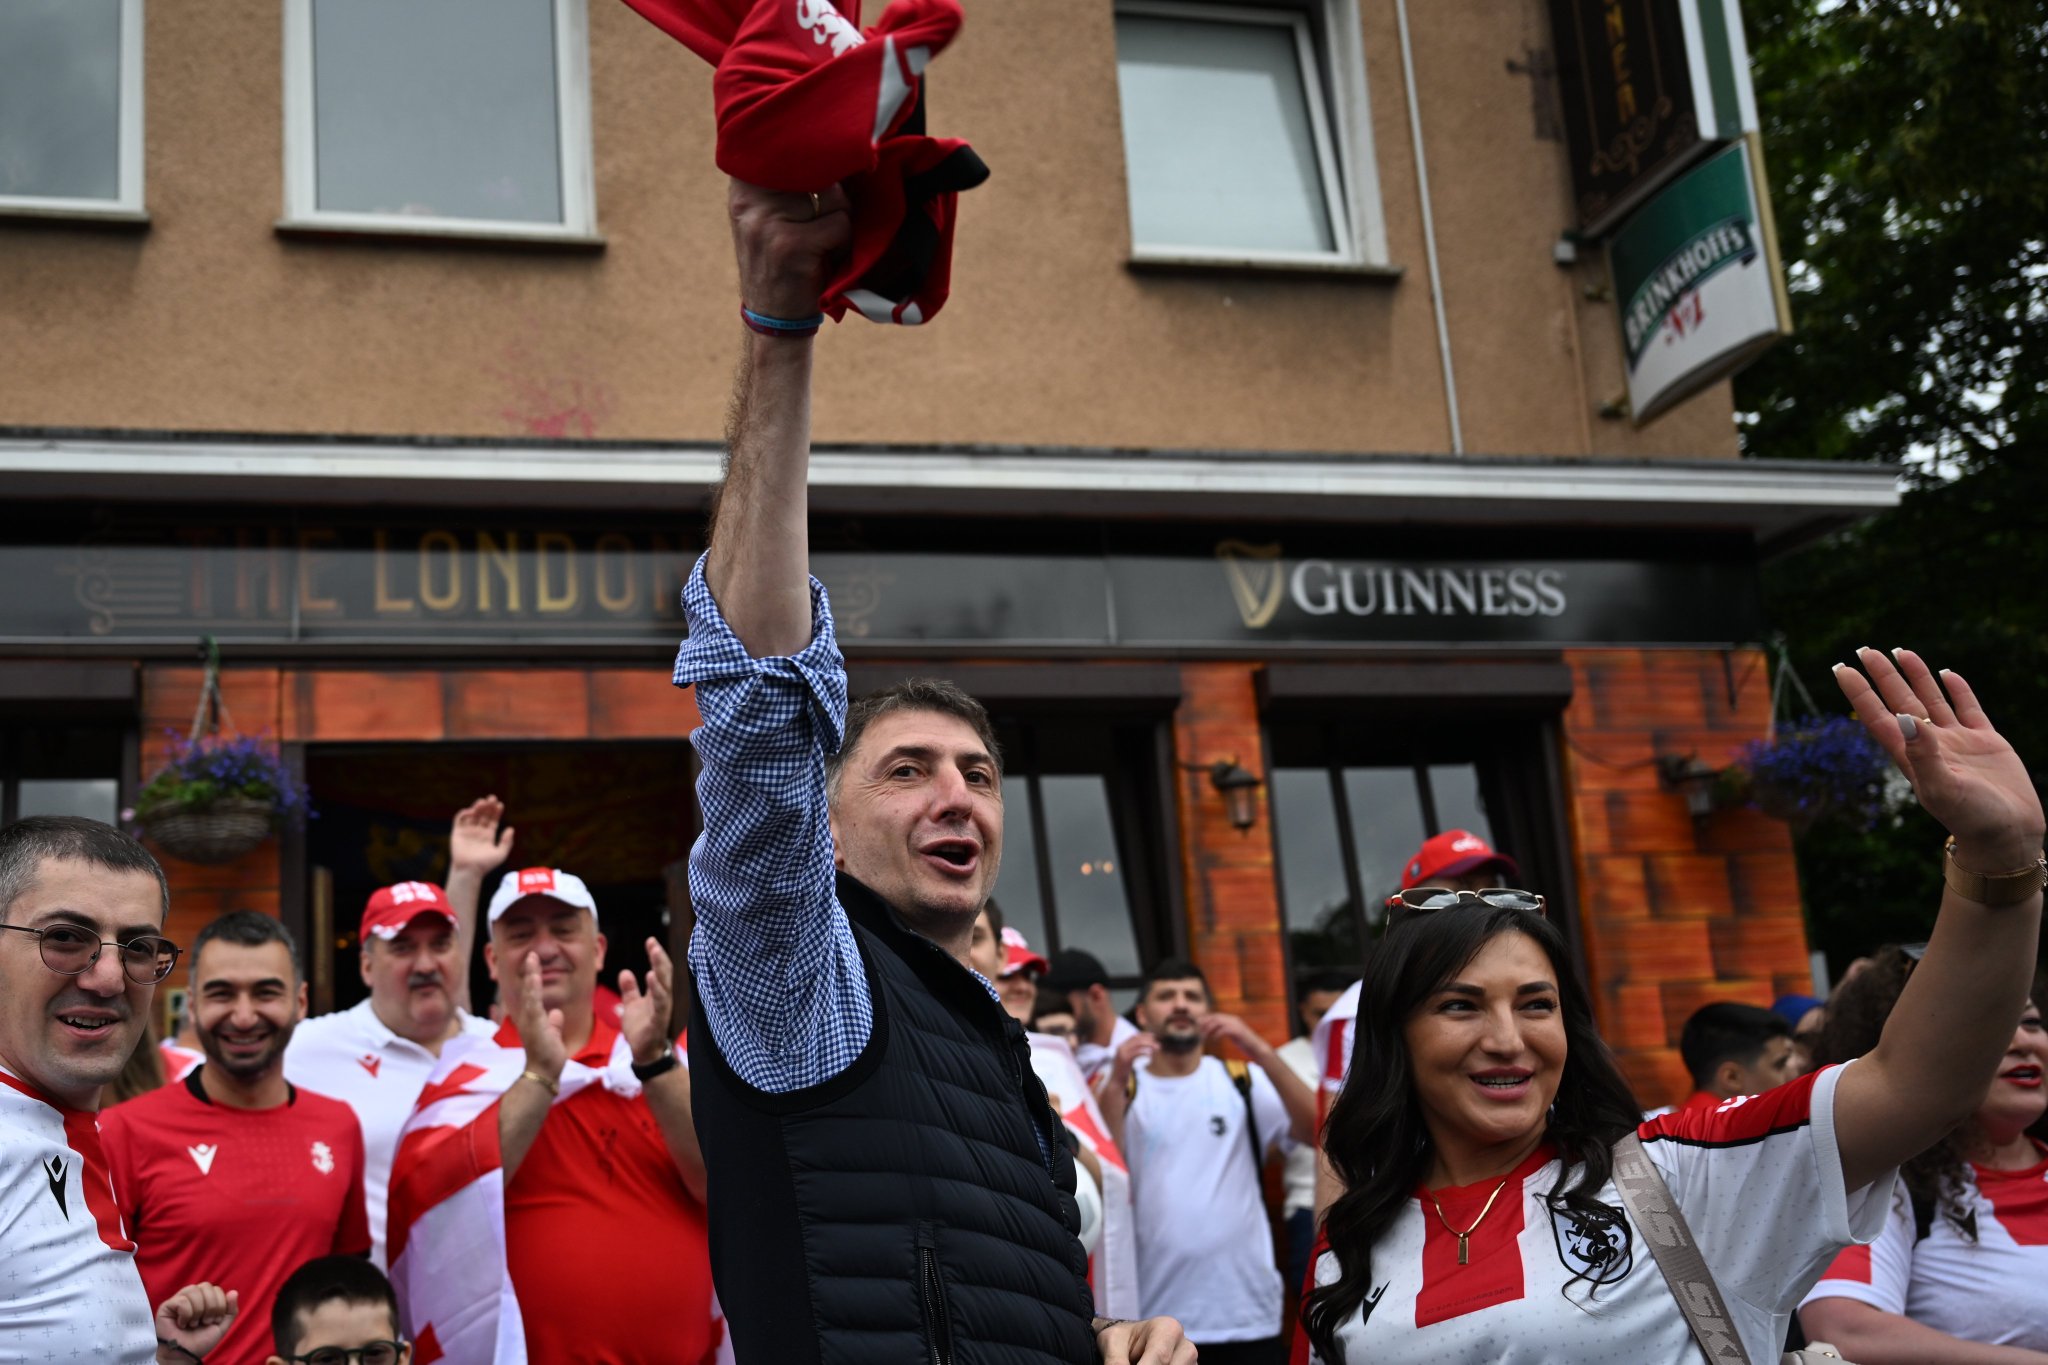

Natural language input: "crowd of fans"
[2,783,2040,1364]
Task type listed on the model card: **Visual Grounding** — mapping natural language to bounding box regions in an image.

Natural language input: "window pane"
[1271,768,1362,972]
[991,774,1048,952]
[18,778,118,824]
[1038,774,1140,977]
[1427,763,1492,842]
[312,0,564,223]
[1114,12,1333,254]
[1342,767,1428,911]
[0,0,122,202]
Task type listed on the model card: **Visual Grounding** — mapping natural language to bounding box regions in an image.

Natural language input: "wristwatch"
[631,1051,680,1082]
[1943,836,2048,907]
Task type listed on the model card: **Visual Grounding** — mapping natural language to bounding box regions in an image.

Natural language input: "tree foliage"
[1733,0,2048,971]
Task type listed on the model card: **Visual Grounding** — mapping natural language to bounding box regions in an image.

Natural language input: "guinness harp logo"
[1216,540,1285,629]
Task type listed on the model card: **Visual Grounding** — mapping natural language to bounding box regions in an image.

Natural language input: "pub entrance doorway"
[303,740,697,1019]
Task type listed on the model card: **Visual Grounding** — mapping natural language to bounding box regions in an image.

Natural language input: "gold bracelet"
[520,1068,560,1097]
[1943,836,2048,907]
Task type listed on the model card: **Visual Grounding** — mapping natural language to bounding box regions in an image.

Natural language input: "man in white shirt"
[0,815,233,1365]
[284,878,498,1266]
[1277,970,1351,1295]
[1099,958,1317,1364]
[1041,947,1140,1091]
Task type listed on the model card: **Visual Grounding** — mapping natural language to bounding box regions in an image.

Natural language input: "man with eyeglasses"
[0,815,237,1365]
[102,912,369,1365]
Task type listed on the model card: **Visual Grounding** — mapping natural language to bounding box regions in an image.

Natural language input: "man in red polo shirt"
[102,911,369,1365]
[483,867,714,1362]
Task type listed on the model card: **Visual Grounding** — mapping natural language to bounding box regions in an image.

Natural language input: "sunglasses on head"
[1384,887,1548,919]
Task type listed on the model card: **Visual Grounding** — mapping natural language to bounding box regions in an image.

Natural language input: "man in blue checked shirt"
[671,178,1194,1365]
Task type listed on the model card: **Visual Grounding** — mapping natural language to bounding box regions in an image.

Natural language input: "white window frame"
[280,0,598,243]
[0,0,146,222]
[1115,0,1390,272]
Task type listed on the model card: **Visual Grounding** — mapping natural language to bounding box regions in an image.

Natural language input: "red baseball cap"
[1401,830,1520,891]
[360,881,457,941]
[999,926,1048,980]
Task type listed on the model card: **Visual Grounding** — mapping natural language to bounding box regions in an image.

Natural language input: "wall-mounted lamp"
[1184,757,1265,832]
[1655,752,1723,823]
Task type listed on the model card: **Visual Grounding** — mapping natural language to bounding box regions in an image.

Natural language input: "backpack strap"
[1909,1186,1934,1243]
[1224,1058,1263,1176]
[1610,1133,1753,1365]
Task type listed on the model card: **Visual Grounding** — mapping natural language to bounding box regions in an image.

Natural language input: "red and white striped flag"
[1028,1032,1139,1321]
[386,1032,729,1364]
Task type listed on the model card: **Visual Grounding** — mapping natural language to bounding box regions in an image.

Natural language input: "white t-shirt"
[283,998,498,1266]
[1075,1014,1140,1090]
[1312,1064,1891,1364]
[1125,1055,1297,1342]
[1277,1036,1319,1216]
[1801,1139,2048,1349]
[0,1068,156,1365]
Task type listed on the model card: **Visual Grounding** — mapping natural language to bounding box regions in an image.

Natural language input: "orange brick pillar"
[1172,662,1289,1043]
[1560,647,1815,1108]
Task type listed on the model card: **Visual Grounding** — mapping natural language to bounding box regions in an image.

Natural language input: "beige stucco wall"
[0,0,1741,459]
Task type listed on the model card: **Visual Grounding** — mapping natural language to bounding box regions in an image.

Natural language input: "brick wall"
[1560,648,1816,1107]
[1172,662,1290,1043]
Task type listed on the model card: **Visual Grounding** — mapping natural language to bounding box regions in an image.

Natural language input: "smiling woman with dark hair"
[1303,648,2047,1363]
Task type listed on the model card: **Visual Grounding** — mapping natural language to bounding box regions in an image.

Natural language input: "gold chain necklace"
[1427,1172,1517,1266]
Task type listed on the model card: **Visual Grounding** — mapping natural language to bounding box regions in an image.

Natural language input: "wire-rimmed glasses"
[0,923,181,984]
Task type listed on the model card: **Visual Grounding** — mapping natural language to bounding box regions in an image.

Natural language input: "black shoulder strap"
[1910,1186,1934,1243]
[1225,1059,1262,1175]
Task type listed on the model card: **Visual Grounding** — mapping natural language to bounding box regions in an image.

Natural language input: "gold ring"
[809,192,822,220]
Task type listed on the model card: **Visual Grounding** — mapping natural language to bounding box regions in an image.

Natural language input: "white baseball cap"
[487,867,600,928]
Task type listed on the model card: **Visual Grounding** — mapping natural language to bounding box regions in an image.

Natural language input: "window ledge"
[0,203,149,228]
[1126,250,1402,281]
[274,216,605,252]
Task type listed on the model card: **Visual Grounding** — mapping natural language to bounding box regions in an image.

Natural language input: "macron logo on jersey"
[188,1144,218,1175]
[358,1054,382,1079]
[42,1156,68,1216]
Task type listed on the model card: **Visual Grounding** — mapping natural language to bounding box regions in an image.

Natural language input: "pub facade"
[0,0,1893,1103]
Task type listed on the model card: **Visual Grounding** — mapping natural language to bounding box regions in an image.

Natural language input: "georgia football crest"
[1551,1202,1632,1282]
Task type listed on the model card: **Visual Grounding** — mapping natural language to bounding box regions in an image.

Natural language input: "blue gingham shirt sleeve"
[672,555,871,1093]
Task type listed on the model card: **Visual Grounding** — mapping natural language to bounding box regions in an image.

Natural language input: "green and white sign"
[1608,136,1790,424]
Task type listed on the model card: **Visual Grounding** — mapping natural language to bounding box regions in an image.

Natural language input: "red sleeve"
[1637,1064,1827,1147]
[94,1104,140,1224]
[334,1123,371,1256]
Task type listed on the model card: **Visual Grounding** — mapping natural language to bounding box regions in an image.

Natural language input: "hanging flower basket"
[134,640,310,865]
[138,795,278,865]
[1726,715,1892,835]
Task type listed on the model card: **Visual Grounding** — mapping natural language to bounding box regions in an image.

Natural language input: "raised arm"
[444,795,514,1014]
[1202,1012,1318,1145]
[703,180,850,657]
[1831,648,2045,1194]
[673,180,873,1095]
[620,939,706,1202]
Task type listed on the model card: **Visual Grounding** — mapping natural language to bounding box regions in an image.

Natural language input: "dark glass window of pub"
[0,724,123,826]
[1266,716,1563,986]
[987,715,1175,986]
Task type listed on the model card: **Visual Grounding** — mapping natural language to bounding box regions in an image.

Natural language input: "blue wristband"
[741,305,825,338]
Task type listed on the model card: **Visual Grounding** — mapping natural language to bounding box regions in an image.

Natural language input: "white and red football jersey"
[1311,1065,1892,1364]
[0,1068,157,1365]
[1800,1140,2048,1349]
[1309,980,1360,1125]
[283,998,499,1267]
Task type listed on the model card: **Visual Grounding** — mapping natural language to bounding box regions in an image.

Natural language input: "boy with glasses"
[265,1256,408,1365]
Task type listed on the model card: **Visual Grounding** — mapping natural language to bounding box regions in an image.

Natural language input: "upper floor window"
[1112,0,1386,268]
[282,0,596,241]
[0,0,144,219]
